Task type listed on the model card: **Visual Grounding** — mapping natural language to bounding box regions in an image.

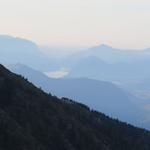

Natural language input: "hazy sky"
[0,0,150,48]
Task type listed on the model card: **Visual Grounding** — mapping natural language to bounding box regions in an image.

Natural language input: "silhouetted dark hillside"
[0,64,150,150]
[7,63,143,126]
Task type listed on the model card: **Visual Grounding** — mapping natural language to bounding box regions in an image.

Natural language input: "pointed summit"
[99,44,113,49]
[90,44,114,52]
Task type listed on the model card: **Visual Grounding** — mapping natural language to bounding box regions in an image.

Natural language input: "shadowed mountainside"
[1,64,150,149]
[7,63,145,127]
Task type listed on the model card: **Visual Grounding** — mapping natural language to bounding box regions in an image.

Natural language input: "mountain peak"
[90,44,113,52]
[99,44,113,49]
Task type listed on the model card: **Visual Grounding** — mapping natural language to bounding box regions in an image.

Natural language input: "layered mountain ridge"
[6,63,143,126]
[0,64,150,150]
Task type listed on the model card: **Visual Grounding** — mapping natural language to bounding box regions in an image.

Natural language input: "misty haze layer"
[1,35,150,128]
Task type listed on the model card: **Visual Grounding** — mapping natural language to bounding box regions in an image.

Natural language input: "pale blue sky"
[0,0,150,48]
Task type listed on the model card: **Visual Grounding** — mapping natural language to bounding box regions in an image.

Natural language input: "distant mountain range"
[6,63,146,127]
[77,44,150,63]
[0,35,51,71]
[1,35,150,126]
[1,35,150,82]
[1,64,150,150]
[68,55,150,82]
[57,44,150,70]
[65,45,150,96]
